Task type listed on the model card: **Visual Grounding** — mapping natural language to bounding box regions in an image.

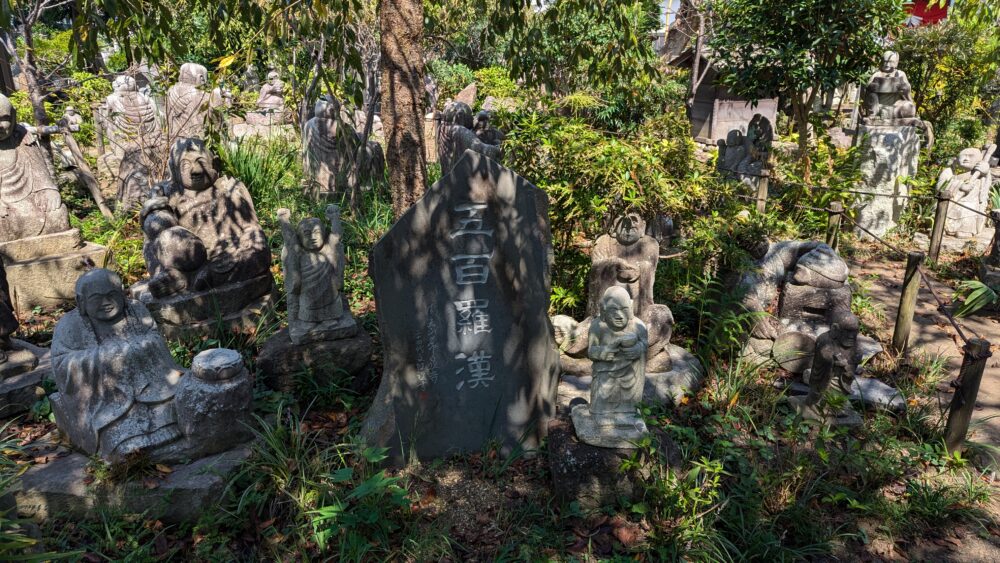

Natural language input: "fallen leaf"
[155,464,173,474]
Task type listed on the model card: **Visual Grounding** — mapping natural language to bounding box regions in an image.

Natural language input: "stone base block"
[289,314,358,346]
[0,340,49,418]
[570,405,647,449]
[15,446,251,524]
[135,274,275,338]
[258,326,373,393]
[0,231,110,313]
[856,125,919,239]
[781,376,905,412]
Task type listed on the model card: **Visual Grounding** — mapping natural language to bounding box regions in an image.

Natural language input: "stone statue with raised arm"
[937,146,994,238]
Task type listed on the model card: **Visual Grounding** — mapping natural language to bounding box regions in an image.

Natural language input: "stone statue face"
[267,71,279,84]
[65,106,77,116]
[613,214,643,246]
[76,269,127,323]
[298,218,326,251]
[114,76,138,93]
[170,139,218,191]
[601,287,633,331]
[0,95,14,142]
[957,148,980,171]
[880,51,899,73]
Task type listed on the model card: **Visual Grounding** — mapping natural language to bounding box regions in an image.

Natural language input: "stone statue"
[0,262,17,364]
[141,138,270,300]
[473,110,503,146]
[937,147,994,238]
[104,75,161,153]
[50,269,253,462]
[862,51,921,127]
[166,62,213,140]
[246,71,286,125]
[62,106,82,133]
[437,101,500,173]
[981,209,1000,287]
[718,113,772,180]
[570,287,649,448]
[278,205,358,344]
[717,129,747,173]
[303,96,386,196]
[0,93,72,243]
[787,309,862,425]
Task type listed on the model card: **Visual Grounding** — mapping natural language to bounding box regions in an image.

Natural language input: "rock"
[361,150,559,463]
[571,405,647,449]
[135,274,275,339]
[851,377,906,412]
[0,232,109,313]
[453,82,477,108]
[779,284,851,324]
[14,446,251,523]
[772,331,816,374]
[258,327,373,393]
[792,246,849,288]
[857,335,884,364]
[857,125,919,238]
[0,340,49,418]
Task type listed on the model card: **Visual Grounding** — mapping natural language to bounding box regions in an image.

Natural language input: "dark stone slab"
[361,150,559,463]
[258,326,373,393]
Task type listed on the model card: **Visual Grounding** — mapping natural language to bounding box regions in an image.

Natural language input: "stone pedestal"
[131,274,275,339]
[857,125,919,239]
[0,229,109,313]
[0,339,49,418]
[14,446,251,523]
[258,324,373,393]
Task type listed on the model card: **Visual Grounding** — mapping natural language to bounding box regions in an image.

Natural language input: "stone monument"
[133,138,274,337]
[553,213,704,405]
[570,287,649,448]
[787,309,863,425]
[50,269,254,462]
[436,101,500,174]
[0,93,109,312]
[258,205,373,391]
[938,147,994,239]
[361,150,559,463]
[166,62,216,141]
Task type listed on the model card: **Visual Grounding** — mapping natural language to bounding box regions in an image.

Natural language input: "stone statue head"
[443,101,474,129]
[169,138,219,192]
[297,217,327,251]
[113,75,138,93]
[76,269,127,324]
[880,51,899,73]
[267,71,280,84]
[611,213,645,246]
[0,93,15,142]
[64,105,77,116]
[473,110,491,131]
[956,147,981,171]
[725,129,744,148]
[179,63,208,86]
[600,286,633,332]
[314,96,341,121]
[829,309,859,350]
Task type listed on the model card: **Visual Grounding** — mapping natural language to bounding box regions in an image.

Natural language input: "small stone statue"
[571,287,649,448]
[437,101,500,173]
[862,51,920,127]
[278,205,357,344]
[718,113,772,180]
[62,106,82,133]
[104,75,161,153]
[247,71,286,125]
[787,309,862,425]
[50,269,253,462]
[473,110,503,146]
[304,97,356,195]
[938,147,994,238]
[141,138,270,299]
[166,62,213,140]
[0,93,72,243]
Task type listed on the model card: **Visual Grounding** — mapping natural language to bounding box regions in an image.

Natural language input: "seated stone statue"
[437,101,500,173]
[104,75,161,153]
[938,147,993,238]
[167,62,213,140]
[717,129,747,174]
[571,287,649,448]
[62,106,82,133]
[473,110,504,146]
[247,71,287,125]
[736,113,773,177]
[787,309,862,425]
[0,94,72,243]
[278,205,359,344]
[50,269,253,462]
[141,138,270,299]
[861,50,931,145]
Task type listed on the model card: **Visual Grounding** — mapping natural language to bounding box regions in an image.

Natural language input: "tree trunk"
[20,26,50,130]
[793,96,811,184]
[380,0,427,219]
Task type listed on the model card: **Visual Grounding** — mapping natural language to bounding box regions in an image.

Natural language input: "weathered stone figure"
[0,93,72,243]
[104,75,161,152]
[278,205,353,344]
[0,262,17,364]
[141,138,271,299]
[938,147,993,238]
[166,62,213,140]
[303,97,355,194]
[437,101,500,173]
[246,71,286,125]
[862,51,920,127]
[473,110,503,146]
[571,287,649,448]
[717,113,772,179]
[787,310,862,424]
[62,106,82,132]
[50,269,253,462]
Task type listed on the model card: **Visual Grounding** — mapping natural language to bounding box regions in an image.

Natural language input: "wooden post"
[755,172,769,214]
[891,251,924,355]
[825,201,844,251]
[928,186,954,264]
[92,103,105,156]
[945,338,993,454]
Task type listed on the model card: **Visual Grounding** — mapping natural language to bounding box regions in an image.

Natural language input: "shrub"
[427,60,475,109]
[473,66,518,102]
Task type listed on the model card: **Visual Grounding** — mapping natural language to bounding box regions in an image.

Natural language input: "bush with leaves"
[427,59,476,109]
[473,66,518,102]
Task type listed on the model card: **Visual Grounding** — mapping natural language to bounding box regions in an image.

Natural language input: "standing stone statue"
[303,96,386,197]
[136,138,273,336]
[938,147,994,238]
[787,310,862,425]
[50,269,253,463]
[246,71,287,126]
[166,62,214,141]
[0,93,72,243]
[436,101,500,174]
[103,75,161,153]
[571,287,649,448]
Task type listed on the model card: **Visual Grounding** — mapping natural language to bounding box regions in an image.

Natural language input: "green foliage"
[473,66,517,101]
[954,280,999,316]
[427,59,476,108]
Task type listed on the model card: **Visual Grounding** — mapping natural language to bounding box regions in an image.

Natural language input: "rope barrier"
[947,197,993,219]
[775,181,937,201]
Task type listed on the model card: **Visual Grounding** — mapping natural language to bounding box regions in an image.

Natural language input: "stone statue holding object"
[278,204,360,344]
[938,146,994,238]
[571,287,649,448]
[861,51,932,143]
[50,269,253,462]
[787,309,863,425]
